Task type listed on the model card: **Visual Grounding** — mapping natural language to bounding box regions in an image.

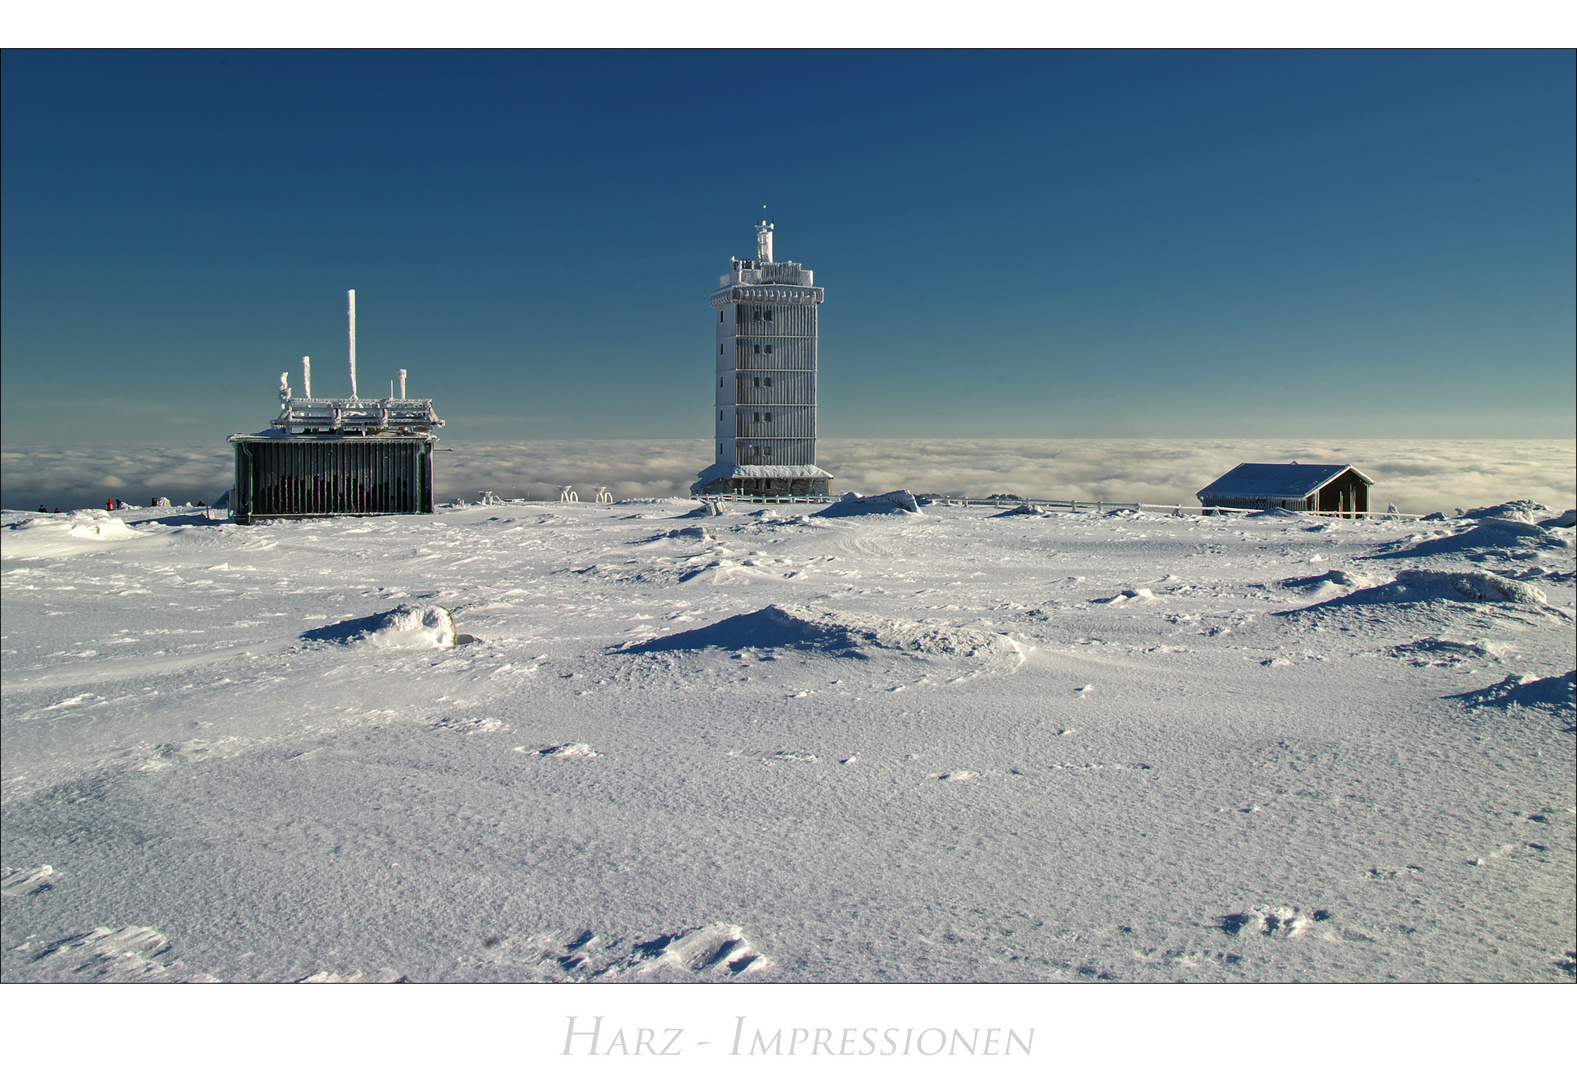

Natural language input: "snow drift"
[620,603,1016,661]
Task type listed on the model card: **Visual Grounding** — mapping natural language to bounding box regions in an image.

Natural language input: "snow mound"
[524,924,771,982]
[814,490,922,517]
[1542,509,1576,528]
[1246,507,1301,518]
[678,499,728,518]
[301,604,457,648]
[1279,569,1371,598]
[1461,500,1553,524]
[1368,517,1570,561]
[68,512,140,540]
[1449,671,1575,715]
[620,604,1018,661]
[2,511,147,558]
[993,503,1050,517]
[1295,569,1548,611]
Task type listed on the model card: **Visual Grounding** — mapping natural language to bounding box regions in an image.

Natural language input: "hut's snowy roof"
[695,462,834,483]
[1198,463,1373,500]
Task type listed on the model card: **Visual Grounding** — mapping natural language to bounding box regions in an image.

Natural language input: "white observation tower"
[693,215,832,497]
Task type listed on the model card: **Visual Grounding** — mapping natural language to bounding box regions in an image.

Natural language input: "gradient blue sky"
[2,49,1573,448]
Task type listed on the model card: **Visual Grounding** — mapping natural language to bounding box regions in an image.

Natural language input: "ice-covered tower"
[693,216,832,497]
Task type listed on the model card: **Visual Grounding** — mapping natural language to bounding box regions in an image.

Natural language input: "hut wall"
[233,438,433,523]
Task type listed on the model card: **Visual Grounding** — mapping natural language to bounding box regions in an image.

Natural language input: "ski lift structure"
[229,291,445,524]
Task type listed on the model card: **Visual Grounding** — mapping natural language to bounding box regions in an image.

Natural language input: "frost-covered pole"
[347,289,358,400]
[398,368,407,398]
[302,356,312,399]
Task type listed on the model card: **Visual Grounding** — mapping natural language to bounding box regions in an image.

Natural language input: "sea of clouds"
[3,439,1573,516]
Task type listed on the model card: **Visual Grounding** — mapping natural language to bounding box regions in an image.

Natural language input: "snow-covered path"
[2,500,1572,982]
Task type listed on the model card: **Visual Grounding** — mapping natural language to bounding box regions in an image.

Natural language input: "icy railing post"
[347,289,358,400]
[302,356,312,398]
[398,368,407,398]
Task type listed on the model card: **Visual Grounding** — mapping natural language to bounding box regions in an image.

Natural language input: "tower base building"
[693,218,832,498]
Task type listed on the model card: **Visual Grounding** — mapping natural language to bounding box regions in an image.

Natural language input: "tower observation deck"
[693,218,832,497]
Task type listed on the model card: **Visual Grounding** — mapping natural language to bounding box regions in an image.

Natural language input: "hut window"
[762,445,772,456]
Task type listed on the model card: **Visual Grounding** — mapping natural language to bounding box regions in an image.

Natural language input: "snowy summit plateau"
[1,495,1573,982]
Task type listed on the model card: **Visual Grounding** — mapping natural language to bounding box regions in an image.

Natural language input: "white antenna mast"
[302,356,312,399]
[347,289,358,400]
[398,368,407,398]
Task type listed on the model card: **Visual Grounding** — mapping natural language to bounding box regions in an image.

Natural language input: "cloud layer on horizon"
[3,438,1573,516]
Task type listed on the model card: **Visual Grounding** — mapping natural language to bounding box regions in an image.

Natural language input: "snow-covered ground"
[2,498,1572,983]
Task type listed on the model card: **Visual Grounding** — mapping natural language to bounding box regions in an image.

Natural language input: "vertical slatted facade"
[706,241,829,494]
[231,437,435,523]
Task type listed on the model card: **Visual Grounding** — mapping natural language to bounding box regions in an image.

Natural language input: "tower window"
[753,377,760,387]
[719,311,724,323]
[719,444,724,455]
[764,412,772,422]
[754,344,761,353]
[764,309,773,321]
[765,344,773,354]
[765,377,772,387]
[719,377,724,387]
[719,410,723,420]
[754,412,761,422]
[754,309,762,320]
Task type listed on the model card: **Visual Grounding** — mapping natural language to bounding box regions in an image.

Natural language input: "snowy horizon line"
[3,437,1573,516]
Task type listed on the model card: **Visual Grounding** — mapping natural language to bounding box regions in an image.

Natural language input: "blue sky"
[2,49,1573,448]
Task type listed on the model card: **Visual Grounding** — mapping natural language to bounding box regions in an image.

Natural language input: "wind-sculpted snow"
[619,604,1019,663]
[2,500,1572,983]
[813,489,923,517]
[1449,671,1576,717]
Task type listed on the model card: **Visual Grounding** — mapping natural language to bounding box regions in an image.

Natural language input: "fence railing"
[450,491,1425,521]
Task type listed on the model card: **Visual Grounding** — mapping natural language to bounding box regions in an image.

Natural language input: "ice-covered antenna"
[347,289,358,401]
[302,356,312,399]
[756,209,773,263]
[398,368,407,398]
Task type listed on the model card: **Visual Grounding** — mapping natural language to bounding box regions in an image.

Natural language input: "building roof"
[1197,463,1374,501]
